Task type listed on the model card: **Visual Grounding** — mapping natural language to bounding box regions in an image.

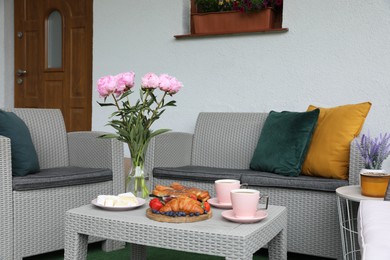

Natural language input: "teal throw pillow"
[250,109,320,177]
[0,110,40,176]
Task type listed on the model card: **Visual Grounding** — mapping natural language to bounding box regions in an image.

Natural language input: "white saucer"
[91,198,146,211]
[208,197,232,209]
[221,210,268,223]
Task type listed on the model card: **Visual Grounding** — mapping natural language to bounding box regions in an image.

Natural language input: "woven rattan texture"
[9,108,69,168]
[65,204,287,260]
[14,182,112,259]
[68,131,125,195]
[147,132,193,185]
[256,186,342,259]
[0,136,13,260]
[153,177,342,259]
[191,113,268,169]
[0,108,125,259]
[146,112,364,260]
[349,139,365,185]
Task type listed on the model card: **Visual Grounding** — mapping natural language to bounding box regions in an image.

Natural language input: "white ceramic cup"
[230,189,269,218]
[215,179,242,204]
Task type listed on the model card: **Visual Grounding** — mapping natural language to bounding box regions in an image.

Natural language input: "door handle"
[16,69,27,76]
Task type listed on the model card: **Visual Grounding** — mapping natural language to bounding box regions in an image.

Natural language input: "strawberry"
[149,198,163,211]
[202,201,211,212]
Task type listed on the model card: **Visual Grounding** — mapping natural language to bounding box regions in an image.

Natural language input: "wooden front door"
[14,0,92,131]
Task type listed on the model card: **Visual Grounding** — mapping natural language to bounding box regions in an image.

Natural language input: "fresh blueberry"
[195,212,200,216]
[189,213,194,217]
[204,210,208,214]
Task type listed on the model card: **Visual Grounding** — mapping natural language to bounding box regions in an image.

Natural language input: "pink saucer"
[208,197,232,209]
[221,210,268,223]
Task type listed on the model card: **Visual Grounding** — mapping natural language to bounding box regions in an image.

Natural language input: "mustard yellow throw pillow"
[301,102,371,180]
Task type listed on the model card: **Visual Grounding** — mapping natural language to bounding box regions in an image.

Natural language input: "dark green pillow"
[0,110,40,176]
[250,109,320,177]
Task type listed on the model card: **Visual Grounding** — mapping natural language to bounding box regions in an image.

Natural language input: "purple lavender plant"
[356,132,390,169]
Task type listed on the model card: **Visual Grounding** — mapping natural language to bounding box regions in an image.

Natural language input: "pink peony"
[97,75,117,98]
[116,72,135,96]
[158,74,182,94]
[168,77,183,94]
[158,74,171,92]
[141,73,160,89]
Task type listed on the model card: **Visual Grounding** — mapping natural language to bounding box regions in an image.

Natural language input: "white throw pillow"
[358,200,390,260]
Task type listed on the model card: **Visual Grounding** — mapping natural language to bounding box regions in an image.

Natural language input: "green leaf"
[150,129,171,138]
[97,101,116,107]
[164,100,177,107]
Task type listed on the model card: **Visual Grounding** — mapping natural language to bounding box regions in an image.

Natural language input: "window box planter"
[191,8,275,35]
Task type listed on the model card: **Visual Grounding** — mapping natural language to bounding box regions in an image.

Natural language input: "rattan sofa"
[145,112,364,260]
[0,108,125,260]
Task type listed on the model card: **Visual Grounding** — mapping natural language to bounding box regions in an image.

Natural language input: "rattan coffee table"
[64,203,287,260]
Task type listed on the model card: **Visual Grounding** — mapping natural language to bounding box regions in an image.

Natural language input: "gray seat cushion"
[242,171,349,192]
[153,166,247,183]
[12,166,112,191]
[154,166,348,192]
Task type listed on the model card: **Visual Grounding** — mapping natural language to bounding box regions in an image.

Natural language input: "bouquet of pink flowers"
[97,71,183,198]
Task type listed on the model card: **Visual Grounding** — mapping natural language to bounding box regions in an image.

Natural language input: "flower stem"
[146,91,167,129]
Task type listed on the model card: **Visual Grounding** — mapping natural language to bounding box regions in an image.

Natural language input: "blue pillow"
[250,109,320,177]
[0,110,40,176]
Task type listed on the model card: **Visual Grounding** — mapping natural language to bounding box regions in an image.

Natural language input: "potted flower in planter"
[356,132,390,197]
[191,0,283,34]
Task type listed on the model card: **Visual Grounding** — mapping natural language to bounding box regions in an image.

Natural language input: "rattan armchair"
[0,108,125,260]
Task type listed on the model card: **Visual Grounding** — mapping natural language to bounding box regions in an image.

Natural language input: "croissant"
[152,182,210,202]
[159,196,205,214]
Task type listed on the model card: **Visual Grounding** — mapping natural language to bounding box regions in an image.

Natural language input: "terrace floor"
[25,242,334,260]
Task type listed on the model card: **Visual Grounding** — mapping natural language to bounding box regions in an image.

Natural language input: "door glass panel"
[47,10,62,68]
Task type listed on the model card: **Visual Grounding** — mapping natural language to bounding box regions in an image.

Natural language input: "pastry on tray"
[148,182,211,219]
[159,196,204,215]
[152,182,210,202]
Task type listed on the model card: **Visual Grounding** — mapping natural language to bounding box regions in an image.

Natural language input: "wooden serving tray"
[146,208,212,223]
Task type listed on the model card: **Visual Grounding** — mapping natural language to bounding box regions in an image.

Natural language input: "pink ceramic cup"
[230,189,268,218]
[215,179,241,204]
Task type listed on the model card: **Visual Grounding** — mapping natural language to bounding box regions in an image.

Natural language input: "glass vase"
[127,163,149,199]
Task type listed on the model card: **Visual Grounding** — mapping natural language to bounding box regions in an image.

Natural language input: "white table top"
[336,185,384,202]
[65,203,288,260]
[68,202,287,237]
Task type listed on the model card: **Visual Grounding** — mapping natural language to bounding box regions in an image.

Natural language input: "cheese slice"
[96,193,138,207]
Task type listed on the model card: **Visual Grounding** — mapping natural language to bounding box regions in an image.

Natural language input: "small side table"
[336,185,383,260]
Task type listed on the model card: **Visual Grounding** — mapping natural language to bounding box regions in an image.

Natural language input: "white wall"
[97,0,390,167]
[1,0,389,166]
[93,0,390,129]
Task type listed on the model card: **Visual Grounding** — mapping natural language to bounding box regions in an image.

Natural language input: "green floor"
[24,242,333,260]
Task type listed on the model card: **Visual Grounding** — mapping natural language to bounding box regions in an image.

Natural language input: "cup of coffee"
[230,189,269,218]
[215,179,247,204]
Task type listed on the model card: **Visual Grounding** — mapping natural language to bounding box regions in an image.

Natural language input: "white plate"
[208,197,232,209]
[91,197,146,211]
[221,210,268,223]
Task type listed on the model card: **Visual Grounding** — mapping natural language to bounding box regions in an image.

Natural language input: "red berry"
[149,198,163,211]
